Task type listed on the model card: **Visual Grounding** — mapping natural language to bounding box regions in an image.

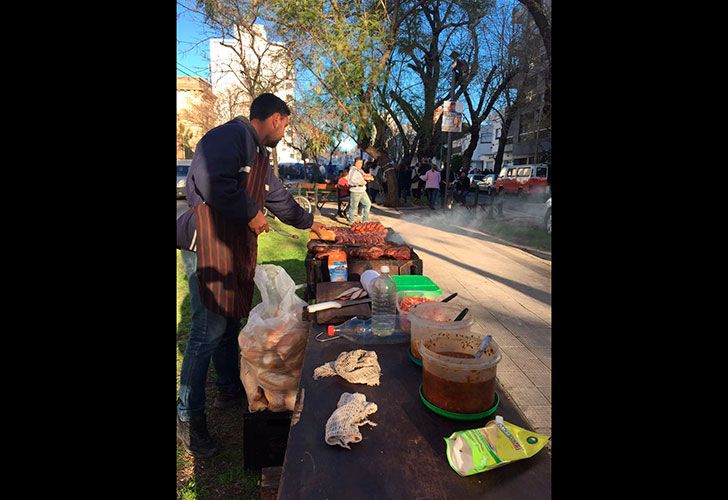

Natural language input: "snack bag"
[444,416,549,476]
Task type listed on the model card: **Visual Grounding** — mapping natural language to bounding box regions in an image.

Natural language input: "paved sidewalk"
[371,205,552,438]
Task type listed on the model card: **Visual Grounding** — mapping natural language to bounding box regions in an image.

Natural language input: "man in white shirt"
[346,158,374,223]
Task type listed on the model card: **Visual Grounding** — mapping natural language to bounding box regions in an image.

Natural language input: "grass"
[176,217,310,500]
[481,219,551,252]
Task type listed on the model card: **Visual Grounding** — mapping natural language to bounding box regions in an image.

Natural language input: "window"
[495,128,501,139]
[536,166,548,178]
[507,168,516,177]
[517,167,531,177]
[480,133,490,144]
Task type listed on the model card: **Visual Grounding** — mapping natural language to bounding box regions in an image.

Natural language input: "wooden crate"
[304,249,423,300]
[242,410,292,471]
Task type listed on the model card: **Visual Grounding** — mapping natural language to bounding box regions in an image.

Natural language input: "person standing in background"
[420,162,441,209]
[347,158,374,223]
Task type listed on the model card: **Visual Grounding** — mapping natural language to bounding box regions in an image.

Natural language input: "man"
[455,170,470,205]
[346,158,373,223]
[176,93,325,458]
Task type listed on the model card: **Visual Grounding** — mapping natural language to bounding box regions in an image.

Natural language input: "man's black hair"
[250,93,291,121]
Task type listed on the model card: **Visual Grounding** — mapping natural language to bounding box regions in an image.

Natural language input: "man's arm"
[264,171,316,230]
[190,126,259,227]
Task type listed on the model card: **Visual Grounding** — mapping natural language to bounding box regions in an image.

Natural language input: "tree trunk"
[493,108,515,175]
[364,146,399,208]
[272,147,279,178]
[461,121,481,171]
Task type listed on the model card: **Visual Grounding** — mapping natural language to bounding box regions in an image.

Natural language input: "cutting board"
[315,281,371,325]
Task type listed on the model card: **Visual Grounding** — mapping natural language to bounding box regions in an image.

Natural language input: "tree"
[268,0,428,207]
[458,1,515,170]
[391,0,491,162]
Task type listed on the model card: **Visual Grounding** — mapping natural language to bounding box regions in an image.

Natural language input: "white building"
[209,24,301,164]
[454,111,513,172]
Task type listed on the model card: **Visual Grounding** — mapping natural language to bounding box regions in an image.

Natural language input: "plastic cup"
[408,302,473,360]
[420,332,501,414]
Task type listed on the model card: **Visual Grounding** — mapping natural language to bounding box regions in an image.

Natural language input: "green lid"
[419,384,500,421]
[408,348,423,367]
[392,275,442,294]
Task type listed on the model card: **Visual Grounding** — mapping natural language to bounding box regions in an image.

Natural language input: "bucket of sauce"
[420,332,501,414]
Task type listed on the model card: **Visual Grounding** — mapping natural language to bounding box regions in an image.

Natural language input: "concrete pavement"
[369,203,552,438]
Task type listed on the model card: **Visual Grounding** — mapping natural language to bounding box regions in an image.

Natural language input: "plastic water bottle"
[370,265,397,337]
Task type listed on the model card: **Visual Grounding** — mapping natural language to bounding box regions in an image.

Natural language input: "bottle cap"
[495,415,504,424]
[380,265,390,273]
[327,325,335,336]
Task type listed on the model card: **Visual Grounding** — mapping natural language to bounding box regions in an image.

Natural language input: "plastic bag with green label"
[444,415,549,476]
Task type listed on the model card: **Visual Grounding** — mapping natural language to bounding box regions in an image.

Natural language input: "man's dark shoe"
[177,414,220,458]
[213,389,246,409]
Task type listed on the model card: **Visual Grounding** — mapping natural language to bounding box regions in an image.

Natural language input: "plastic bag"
[444,416,549,476]
[239,264,309,412]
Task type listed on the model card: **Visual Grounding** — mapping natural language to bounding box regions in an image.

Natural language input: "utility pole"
[443,54,459,208]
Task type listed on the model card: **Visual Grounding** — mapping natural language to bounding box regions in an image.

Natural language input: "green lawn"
[480,219,551,252]
[176,217,310,499]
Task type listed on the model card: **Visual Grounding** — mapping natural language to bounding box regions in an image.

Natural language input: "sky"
[177,4,211,79]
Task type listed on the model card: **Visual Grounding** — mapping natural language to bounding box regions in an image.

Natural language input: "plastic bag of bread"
[238,264,310,412]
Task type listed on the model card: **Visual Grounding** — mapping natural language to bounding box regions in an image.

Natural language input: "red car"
[495,164,549,199]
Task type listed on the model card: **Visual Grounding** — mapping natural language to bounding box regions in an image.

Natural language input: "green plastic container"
[391,275,442,294]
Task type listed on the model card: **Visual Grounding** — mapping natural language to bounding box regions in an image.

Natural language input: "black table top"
[277,323,551,500]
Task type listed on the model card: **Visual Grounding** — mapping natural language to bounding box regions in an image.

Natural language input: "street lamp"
[442,52,460,208]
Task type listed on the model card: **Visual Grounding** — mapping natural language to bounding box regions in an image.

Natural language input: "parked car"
[495,164,549,199]
[477,173,497,192]
[177,159,192,199]
[468,174,488,191]
[544,197,552,235]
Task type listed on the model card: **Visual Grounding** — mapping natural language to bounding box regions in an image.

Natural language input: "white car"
[177,159,191,199]
[544,197,551,235]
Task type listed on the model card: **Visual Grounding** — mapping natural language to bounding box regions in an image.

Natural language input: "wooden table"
[277,322,552,499]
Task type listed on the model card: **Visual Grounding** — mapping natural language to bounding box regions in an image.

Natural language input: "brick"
[521,406,552,428]
[497,369,535,392]
[506,387,550,407]
[523,371,551,389]
[501,343,538,360]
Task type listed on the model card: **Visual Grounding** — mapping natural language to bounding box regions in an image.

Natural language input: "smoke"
[397,196,546,239]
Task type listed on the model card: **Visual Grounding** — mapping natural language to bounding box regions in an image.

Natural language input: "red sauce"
[423,352,496,414]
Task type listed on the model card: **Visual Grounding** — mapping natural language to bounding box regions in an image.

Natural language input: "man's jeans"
[178,250,243,421]
[348,190,371,222]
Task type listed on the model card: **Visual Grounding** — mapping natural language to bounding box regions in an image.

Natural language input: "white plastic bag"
[239,264,309,412]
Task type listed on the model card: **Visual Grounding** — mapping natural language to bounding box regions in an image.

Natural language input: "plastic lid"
[327,325,335,336]
[495,415,504,424]
[419,385,500,421]
[380,265,390,273]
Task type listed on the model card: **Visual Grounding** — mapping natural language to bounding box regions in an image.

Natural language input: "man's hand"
[309,222,326,239]
[248,210,270,235]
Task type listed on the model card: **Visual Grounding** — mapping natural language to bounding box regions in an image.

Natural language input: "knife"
[307,297,372,313]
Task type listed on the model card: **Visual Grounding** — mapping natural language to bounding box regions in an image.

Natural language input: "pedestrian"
[398,163,411,203]
[175,93,326,458]
[337,167,350,217]
[347,158,373,223]
[420,162,441,209]
[367,161,381,204]
[456,170,470,205]
[410,162,421,202]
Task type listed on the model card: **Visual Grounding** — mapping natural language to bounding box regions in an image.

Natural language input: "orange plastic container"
[327,249,348,282]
